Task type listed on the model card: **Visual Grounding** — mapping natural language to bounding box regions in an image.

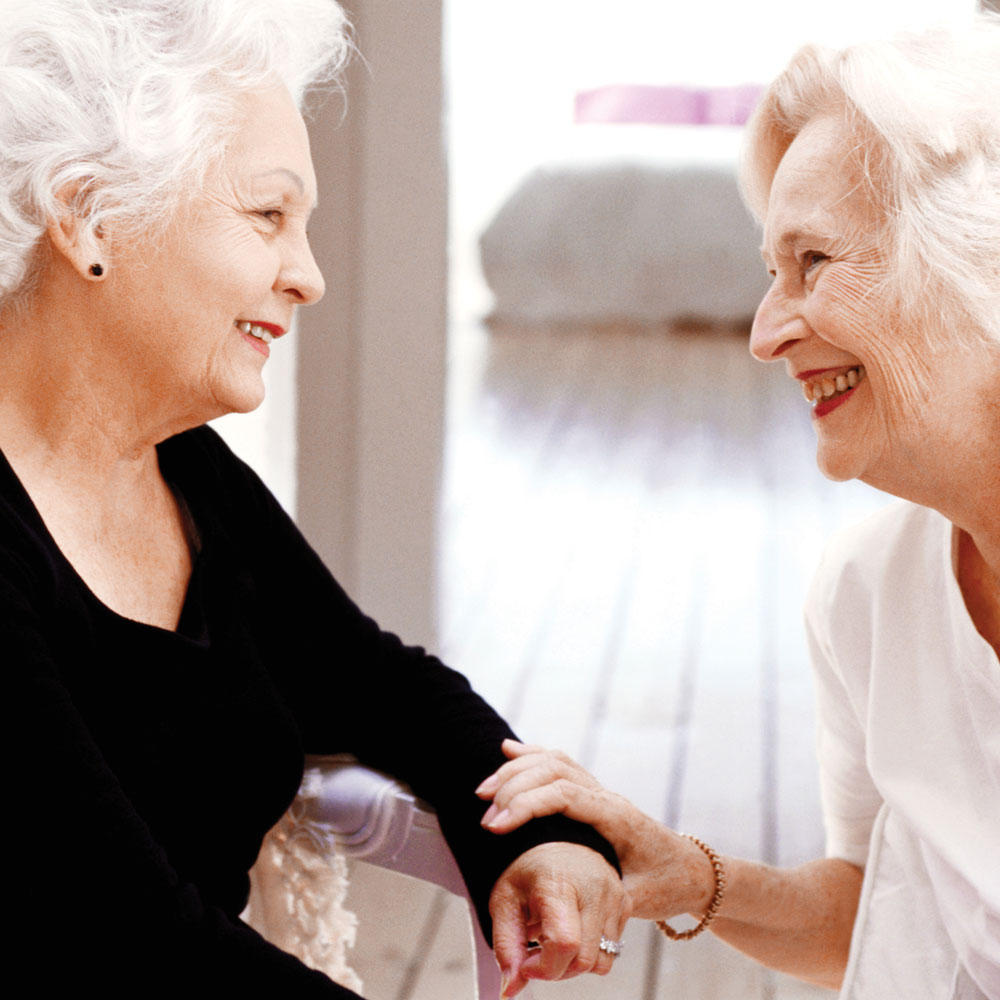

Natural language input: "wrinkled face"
[101,83,324,425]
[750,115,995,495]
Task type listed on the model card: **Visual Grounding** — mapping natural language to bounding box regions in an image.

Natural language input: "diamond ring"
[599,935,624,957]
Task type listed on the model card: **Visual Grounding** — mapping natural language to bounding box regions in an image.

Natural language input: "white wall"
[295,0,447,650]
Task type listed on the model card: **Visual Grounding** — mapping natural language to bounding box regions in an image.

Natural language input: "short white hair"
[0,0,352,309]
[742,12,1000,348]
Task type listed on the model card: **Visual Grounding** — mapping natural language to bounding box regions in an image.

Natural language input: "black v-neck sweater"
[6,425,617,997]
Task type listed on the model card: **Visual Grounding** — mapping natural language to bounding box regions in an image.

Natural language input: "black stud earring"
[89,263,104,277]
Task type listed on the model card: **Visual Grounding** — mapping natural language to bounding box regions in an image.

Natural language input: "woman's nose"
[280,233,326,306]
[749,282,801,361]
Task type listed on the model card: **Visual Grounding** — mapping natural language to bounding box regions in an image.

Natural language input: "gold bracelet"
[656,834,727,941]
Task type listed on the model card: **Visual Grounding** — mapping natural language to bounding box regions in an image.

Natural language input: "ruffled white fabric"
[243,767,363,994]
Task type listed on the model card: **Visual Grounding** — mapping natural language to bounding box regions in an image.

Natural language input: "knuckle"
[544,934,578,959]
[493,786,514,809]
[552,777,573,802]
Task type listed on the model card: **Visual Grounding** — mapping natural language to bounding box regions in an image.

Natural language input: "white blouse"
[805,501,1000,1000]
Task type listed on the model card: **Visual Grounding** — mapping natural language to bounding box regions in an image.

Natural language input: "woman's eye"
[801,251,827,272]
[257,209,283,224]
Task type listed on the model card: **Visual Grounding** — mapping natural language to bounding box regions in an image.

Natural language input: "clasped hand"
[480,738,713,987]
[488,839,630,998]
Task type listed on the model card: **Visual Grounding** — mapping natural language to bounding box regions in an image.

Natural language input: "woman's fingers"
[483,777,621,839]
[571,877,630,980]
[490,842,630,997]
[589,912,629,978]
[501,737,543,758]
[477,742,627,850]
[476,742,598,802]
[474,752,537,799]
[474,744,555,798]
[482,778,581,831]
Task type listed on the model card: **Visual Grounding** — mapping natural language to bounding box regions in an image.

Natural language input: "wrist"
[685,836,721,917]
[656,835,727,941]
[621,831,717,920]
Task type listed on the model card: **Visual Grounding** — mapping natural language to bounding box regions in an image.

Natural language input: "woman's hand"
[478,740,713,921]
[479,740,863,990]
[489,841,630,998]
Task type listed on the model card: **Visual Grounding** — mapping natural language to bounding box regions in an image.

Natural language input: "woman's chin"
[230,388,267,415]
[207,376,267,421]
[814,443,863,484]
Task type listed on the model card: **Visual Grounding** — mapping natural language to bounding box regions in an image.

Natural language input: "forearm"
[650,851,862,990]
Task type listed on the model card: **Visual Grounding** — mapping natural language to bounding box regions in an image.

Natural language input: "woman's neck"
[0,284,198,479]
[861,393,1000,598]
[0,299,195,631]
[956,528,1000,659]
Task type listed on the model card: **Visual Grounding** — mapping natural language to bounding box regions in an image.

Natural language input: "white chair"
[246,755,504,1000]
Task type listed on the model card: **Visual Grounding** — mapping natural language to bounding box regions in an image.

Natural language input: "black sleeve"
[191,428,622,941]
[6,554,362,999]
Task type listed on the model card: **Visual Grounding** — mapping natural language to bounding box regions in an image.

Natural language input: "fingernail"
[487,808,511,829]
[500,971,511,998]
[476,775,498,796]
[481,803,499,826]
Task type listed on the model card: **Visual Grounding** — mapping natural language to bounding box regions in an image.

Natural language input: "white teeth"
[802,366,865,406]
[236,321,275,344]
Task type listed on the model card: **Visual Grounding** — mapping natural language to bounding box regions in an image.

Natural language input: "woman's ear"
[46,182,107,281]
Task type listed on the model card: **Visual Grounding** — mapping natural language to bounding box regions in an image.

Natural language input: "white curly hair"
[0,0,352,311]
[741,12,1000,349]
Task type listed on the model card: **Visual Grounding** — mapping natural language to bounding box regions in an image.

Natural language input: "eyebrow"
[253,168,318,210]
[768,229,806,251]
[759,227,817,260]
[255,167,303,192]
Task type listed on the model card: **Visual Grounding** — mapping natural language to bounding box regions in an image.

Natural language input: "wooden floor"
[342,320,888,1000]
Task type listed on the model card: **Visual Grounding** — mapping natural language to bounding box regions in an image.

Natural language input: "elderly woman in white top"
[3,1,628,996]
[478,14,1000,999]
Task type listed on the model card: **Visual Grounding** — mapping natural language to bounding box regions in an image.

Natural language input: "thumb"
[491,882,532,998]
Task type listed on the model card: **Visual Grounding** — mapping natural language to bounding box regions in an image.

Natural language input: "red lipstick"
[252,321,287,338]
[813,385,859,418]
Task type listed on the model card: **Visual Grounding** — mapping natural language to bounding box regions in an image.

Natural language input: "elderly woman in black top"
[2,1,626,996]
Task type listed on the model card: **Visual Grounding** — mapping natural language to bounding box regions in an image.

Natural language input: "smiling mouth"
[235,320,276,345]
[801,366,866,406]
